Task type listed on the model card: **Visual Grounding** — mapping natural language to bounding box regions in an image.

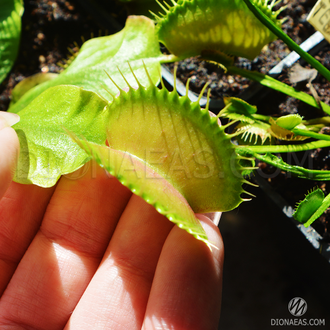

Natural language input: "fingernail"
[201,212,221,226]
[0,111,20,130]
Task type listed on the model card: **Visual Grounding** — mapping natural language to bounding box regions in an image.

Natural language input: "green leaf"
[276,114,303,130]
[9,15,165,113]
[222,97,257,116]
[243,139,330,154]
[234,121,272,145]
[268,118,308,141]
[291,128,330,142]
[293,188,324,224]
[68,137,215,248]
[102,74,249,213]
[301,191,330,228]
[240,150,330,181]
[0,0,24,84]
[13,85,109,187]
[153,0,281,60]
[10,72,58,104]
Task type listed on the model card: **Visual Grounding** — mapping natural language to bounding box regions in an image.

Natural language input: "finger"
[0,116,55,294]
[142,214,224,330]
[65,194,174,330]
[0,126,19,199]
[0,182,55,295]
[0,162,132,330]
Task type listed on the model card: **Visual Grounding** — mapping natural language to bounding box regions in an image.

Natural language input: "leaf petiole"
[239,150,330,181]
[291,128,330,141]
[238,139,330,154]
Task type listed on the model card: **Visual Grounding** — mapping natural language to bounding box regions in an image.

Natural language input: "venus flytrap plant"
[11,59,258,247]
[293,188,330,228]
[66,63,259,248]
[233,111,330,228]
[5,0,330,245]
[9,15,168,187]
[151,0,330,229]
[6,13,257,247]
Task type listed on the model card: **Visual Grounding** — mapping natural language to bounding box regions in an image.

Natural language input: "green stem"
[242,0,330,82]
[251,113,271,122]
[249,151,330,181]
[238,140,330,154]
[292,128,330,141]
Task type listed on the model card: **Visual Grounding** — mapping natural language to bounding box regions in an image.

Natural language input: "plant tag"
[307,0,330,43]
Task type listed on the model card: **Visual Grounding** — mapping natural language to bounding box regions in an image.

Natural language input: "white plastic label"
[307,0,330,43]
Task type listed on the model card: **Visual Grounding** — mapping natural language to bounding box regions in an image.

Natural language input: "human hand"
[0,115,224,330]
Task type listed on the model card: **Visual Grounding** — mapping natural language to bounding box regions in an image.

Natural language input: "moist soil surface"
[1,0,330,241]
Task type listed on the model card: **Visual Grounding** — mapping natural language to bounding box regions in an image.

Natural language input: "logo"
[288,297,307,317]
[271,298,325,327]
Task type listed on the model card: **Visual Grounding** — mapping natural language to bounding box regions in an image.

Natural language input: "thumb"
[0,111,20,199]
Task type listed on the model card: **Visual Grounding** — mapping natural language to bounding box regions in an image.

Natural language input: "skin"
[0,117,224,330]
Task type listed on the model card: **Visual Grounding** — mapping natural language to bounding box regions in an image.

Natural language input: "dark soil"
[165,0,330,112]
[0,0,126,111]
[1,0,330,241]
